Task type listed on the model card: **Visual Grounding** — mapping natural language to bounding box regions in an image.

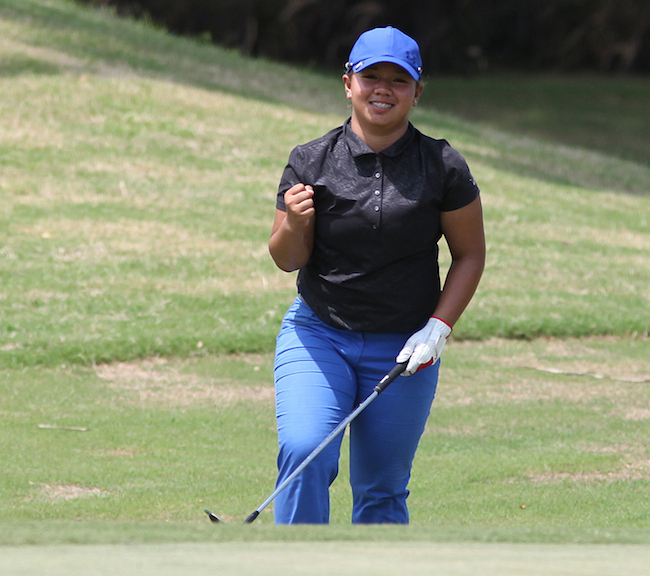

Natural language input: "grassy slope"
[0,0,649,544]
[1,0,649,370]
[420,75,650,167]
[0,0,347,369]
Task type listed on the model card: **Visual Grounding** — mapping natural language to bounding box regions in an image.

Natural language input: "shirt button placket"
[373,166,382,229]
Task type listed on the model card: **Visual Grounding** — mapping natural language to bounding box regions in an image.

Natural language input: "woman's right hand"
[284,184,315,230]
[269,184,316,272]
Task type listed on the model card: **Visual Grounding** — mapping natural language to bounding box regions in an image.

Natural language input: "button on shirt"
[277,120,480,333]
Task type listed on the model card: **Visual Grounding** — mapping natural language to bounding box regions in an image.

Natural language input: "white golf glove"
[396,317,452,376]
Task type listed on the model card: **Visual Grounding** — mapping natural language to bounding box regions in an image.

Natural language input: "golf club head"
[204,509,224,523]
[244,510,260,524]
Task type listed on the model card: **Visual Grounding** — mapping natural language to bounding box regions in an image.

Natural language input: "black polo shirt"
[277,120,480,333]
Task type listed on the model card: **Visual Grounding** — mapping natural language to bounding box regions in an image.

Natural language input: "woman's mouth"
[371,101,393,109]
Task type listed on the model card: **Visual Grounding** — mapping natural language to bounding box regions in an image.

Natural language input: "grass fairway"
[0,0,649,568]
[2,339,648,531]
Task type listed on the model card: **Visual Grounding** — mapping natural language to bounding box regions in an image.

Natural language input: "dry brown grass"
[439,337,650,406]
[523,461,650,484]
[518,442,650,483]
[430,337,650,483]
[35,483,108,502]
[95,357,274,408]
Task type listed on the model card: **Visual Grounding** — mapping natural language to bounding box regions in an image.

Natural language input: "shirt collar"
[344,119,415,158]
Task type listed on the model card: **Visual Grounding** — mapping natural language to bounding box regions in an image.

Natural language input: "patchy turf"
[0,0,648,558]
[2,338,648,531]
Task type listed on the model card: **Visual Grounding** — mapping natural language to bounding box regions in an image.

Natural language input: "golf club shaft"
[244,361,407,523]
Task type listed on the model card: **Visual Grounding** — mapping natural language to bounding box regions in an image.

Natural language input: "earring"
[413,99,418,105]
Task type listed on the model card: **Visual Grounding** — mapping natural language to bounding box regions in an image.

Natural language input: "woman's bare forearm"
[269,211,314,272]
[269,184,316,272]
[433,254,484,327]
[433,197,486,327]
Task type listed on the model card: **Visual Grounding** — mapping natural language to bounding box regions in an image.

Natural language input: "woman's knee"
[277,433,341,478]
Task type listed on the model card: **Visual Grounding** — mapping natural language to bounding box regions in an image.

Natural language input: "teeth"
[372,102,392,108]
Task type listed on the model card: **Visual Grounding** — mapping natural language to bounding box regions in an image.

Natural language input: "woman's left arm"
[433,196,486,327]
[396,195,485,375]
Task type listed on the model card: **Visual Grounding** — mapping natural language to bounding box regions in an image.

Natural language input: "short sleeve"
[440,145,480,212]
[276,146,304,211]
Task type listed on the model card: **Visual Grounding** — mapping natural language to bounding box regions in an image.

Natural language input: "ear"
[342,74,352,99]
[413,81,424,104]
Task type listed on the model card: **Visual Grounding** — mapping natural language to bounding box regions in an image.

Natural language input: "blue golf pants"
[273,297,439,524]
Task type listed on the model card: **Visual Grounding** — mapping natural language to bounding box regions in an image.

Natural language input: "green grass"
[1,340,649,540]
[0,0,649,546]
[1,0,649,370]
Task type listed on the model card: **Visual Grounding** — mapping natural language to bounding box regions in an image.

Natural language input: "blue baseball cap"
[345,27,423,81]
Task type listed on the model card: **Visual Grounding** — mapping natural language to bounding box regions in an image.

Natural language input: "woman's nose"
[374,79,391,93]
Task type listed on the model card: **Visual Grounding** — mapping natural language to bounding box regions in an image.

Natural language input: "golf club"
[205,361,407,524]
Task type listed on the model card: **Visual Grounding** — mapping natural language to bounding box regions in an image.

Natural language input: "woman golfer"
[269,26,485,524]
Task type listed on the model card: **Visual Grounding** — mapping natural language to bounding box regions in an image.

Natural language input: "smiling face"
[343,62,424,148]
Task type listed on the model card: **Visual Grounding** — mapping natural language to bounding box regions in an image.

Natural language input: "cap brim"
[351,56,421,81]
